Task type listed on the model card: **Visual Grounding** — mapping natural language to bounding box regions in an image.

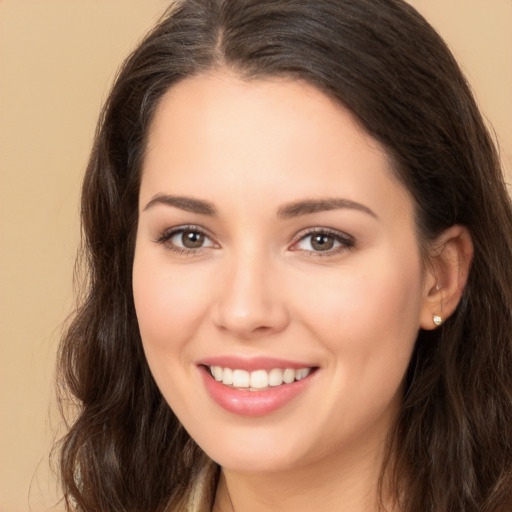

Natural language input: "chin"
[190,421,325,474]
[209,446,304,474]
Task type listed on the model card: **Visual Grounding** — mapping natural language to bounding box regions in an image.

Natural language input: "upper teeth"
[208,366,312,389]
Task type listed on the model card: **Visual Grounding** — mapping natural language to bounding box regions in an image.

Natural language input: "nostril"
[253,325,273,333]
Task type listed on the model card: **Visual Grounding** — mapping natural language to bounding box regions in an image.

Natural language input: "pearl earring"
[433,314,443,326]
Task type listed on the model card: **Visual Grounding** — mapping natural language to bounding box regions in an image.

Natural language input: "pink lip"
[197,361,317,417]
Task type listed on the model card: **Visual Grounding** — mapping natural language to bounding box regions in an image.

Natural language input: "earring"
[433,314,443,326]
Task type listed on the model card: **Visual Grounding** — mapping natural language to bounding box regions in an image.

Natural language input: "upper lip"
[197,355,317,372]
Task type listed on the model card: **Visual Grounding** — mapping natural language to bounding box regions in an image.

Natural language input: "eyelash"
[155,225,355,258]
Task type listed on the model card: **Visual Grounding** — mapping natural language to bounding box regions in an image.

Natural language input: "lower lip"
[199,366,316,417]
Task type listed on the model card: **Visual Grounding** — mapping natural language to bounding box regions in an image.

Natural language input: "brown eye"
[291,228,355,256]
[310,233,335,251]
[157,226,216,253]
[182,229,205,248]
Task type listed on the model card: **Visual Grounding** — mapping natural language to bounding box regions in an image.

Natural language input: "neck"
[212,430,396,512]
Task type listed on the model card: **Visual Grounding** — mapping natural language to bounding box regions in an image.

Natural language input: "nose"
[212,250,290,339]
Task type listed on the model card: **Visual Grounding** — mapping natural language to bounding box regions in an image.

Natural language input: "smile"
[207,365,313,390]
[199,360,318,416]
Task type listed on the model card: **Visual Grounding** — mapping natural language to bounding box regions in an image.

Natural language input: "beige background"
[0,1,511,511]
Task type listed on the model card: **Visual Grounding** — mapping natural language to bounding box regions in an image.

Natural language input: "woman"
[57,0,512,510]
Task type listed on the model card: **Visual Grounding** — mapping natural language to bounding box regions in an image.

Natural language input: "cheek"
[132,250,214,358]
[300,254,422,325]
[294,247,424,389]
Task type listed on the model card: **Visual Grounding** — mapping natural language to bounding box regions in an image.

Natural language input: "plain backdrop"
[0,1,511,511]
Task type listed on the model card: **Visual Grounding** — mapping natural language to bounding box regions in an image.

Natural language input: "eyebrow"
[143,194,377,219]
[277,198,377,219]
[143,194,217,215]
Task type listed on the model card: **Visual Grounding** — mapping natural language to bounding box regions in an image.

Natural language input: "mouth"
[205,365,315,391]
[198,360,318,416]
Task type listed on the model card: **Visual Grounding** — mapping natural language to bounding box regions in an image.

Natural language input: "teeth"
[250,370,269,389]
[232,369,250,388]
[213,366,223,382]
[222,367,233,385]
[297,368,309,380]
[208,366,312,389]
[268,368,283,386]
[283,368,295,384]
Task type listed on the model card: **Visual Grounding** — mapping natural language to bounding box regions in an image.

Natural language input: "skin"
[132,70,472,511]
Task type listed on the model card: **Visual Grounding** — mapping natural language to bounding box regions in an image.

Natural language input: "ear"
[420,225,473,330]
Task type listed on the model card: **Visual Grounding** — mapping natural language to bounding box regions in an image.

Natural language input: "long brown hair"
[58,0,512,510]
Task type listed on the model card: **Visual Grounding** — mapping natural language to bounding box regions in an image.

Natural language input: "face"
[133,71,431,473]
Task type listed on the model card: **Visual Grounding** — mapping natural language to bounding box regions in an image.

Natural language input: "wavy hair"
[57,0,512,510]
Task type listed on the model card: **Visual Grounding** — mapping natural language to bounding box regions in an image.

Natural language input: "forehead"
[146,71,379,160]
[141,70,411,220]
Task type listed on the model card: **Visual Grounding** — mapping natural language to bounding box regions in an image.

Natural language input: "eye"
[156,226,217,253]
[290,228,354,256]
[172,229,209,249]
